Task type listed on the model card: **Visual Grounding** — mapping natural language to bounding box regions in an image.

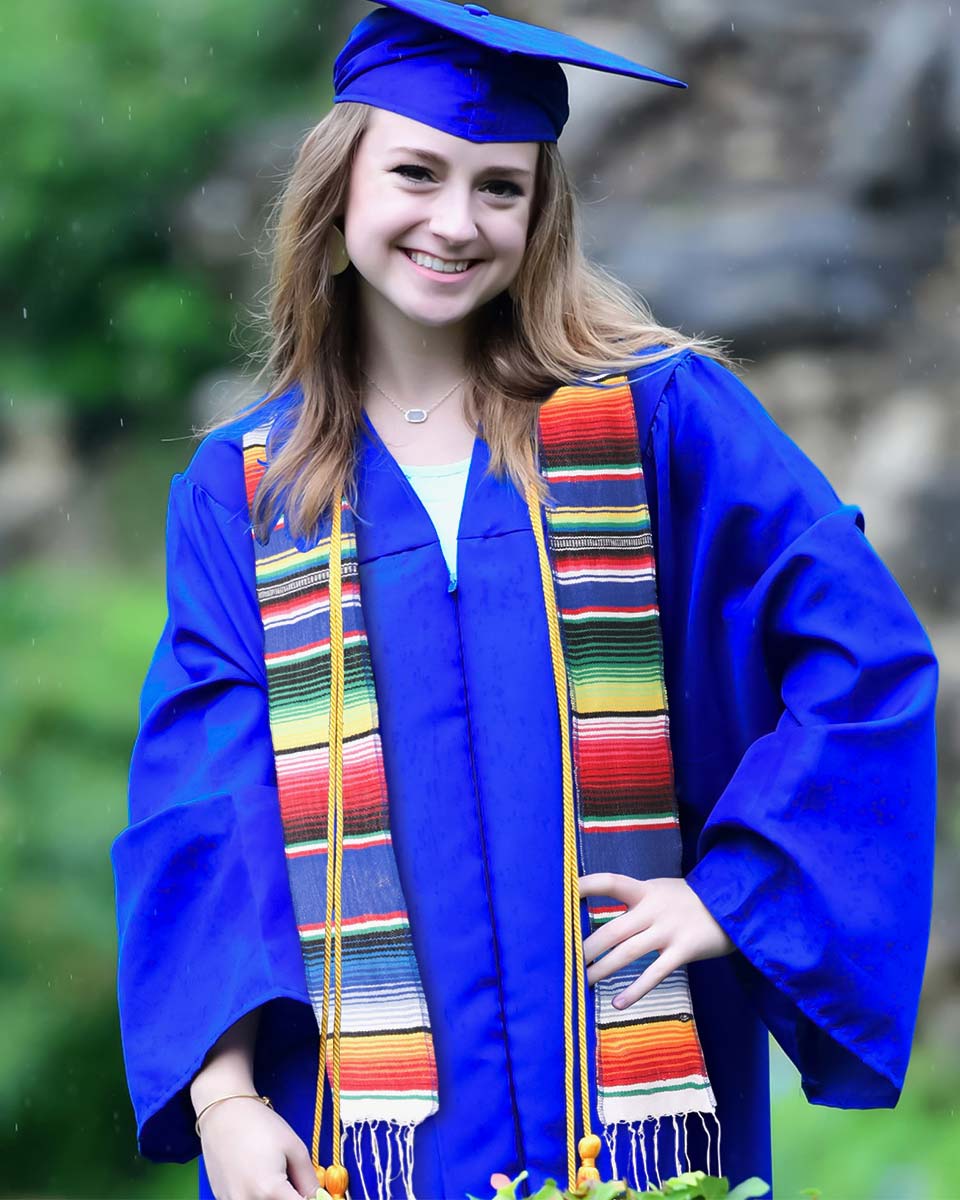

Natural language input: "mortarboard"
[333,0,687,143]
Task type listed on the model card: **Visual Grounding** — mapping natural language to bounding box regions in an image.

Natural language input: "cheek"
[347,194,421,255]
[497,209,533,266]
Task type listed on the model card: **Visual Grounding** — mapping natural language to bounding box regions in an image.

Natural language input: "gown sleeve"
[644,351,938,1110]
[110,437,307,1162]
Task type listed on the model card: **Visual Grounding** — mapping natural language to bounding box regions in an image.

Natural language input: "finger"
[578,872,645,902]
[612,949,682,1010]
[263,1172,315,1200]
[586,930,661,986]
[583,905,651,966]
[287,1140,324,1198]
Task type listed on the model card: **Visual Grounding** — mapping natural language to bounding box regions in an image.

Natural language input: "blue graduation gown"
[111,350,937,1199]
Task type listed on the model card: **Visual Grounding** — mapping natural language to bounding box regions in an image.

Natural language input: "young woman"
[112,3,938,1199]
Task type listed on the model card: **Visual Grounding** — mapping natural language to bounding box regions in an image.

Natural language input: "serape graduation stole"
[535,378,716,1184]
[241,439,437,1198]
[241,371,715,1198]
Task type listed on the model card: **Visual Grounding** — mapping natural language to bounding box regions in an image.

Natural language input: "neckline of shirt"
[397,456,474,478]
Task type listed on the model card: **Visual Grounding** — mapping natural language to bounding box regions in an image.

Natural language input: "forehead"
[361,107,539,170]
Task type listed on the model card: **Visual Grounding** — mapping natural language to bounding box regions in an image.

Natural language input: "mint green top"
[399,455,473,587]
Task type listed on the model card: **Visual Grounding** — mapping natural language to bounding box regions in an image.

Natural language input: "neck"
[357,284,471,404]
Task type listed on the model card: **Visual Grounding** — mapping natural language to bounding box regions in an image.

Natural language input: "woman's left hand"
[579,874,734,1010]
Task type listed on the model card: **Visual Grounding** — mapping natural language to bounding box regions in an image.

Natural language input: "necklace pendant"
[404,408,429,424]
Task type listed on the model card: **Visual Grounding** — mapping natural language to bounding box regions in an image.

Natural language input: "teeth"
[408,251,473,274]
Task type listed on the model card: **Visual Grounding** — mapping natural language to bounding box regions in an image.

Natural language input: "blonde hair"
[206,102,733,544]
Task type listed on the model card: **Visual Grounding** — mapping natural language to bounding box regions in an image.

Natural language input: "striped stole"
[538,378,715,1130]
[241,440,440,1154]
[241,370,715,1194]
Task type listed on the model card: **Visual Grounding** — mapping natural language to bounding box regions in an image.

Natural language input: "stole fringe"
[601,1112,724,1193]
[344,1119,418,1200]
[340,1112,723,1198]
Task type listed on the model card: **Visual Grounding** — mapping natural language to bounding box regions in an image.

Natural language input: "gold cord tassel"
[526,485,595,1194]
[311,497,350,1200]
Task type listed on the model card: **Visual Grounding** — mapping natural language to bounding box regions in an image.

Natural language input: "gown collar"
[354,410,531,564]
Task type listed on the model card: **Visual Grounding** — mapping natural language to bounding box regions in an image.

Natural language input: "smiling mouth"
[402,248,480,275]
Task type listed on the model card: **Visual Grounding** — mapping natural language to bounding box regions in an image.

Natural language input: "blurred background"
[1,0,957,1197]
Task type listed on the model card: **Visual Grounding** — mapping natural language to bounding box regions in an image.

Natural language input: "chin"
[401,301,483,329]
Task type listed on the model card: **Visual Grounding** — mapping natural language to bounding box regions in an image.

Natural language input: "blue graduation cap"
[333,0,687,143]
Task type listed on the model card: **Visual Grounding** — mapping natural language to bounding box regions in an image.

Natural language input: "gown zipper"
[450,583,529,1196]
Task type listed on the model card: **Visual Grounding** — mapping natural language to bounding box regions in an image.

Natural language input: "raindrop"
[730,21,735,31]
[22,307,27,319]
[120,416,124,427]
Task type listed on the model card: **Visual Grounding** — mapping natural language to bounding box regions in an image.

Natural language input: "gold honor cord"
[312,489,598,1198]
[312,497,349,1200]
[526,484,602,1195]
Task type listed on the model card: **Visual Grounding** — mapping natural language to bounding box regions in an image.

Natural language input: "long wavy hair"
[206,102,733,544]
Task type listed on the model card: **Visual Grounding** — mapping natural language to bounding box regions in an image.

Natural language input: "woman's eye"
[393,164,433,182]
[483,180,523,199]
[391,165,522,197]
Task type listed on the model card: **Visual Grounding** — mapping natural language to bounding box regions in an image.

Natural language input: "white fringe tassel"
[342,1120,419,1200]
[609,1112,722,1193]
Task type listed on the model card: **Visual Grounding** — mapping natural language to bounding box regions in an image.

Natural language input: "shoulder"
[581,345,764,454]
[639,350,845,523]
[563,346,768,443]
[179,387,301,519]
[619,347,780,454]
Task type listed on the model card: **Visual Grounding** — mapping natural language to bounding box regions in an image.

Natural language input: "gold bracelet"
[194,1093,273,1137]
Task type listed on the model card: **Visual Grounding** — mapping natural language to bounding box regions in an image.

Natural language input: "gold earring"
[328,225,351,276]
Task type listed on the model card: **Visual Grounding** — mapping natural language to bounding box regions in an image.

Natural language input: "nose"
[428,185,478,246]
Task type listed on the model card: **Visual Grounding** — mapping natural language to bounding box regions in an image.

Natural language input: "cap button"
[464,4,490,14]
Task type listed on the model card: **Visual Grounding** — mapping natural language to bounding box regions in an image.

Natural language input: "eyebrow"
[389,146,534,179]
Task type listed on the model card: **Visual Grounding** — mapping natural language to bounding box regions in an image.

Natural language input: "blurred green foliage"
[772,1043,960,1199]
[0,2,331,1194]
[0,0,327,428]
[0,558,170,1197]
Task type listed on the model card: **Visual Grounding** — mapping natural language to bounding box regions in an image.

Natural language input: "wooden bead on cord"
[323,1163,349,1197]
[575,1133,602,1190]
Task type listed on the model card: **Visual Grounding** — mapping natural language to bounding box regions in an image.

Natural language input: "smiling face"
[342,107,539,334]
